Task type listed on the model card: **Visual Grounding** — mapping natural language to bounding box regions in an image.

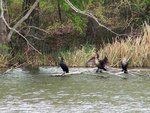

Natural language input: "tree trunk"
[0,0,8,43]
[85,17,115,48]
[21,0,40,53]
[85,17,98,42]
[18,0,40,65]
[22,0,39,36]
[57,0,62,23]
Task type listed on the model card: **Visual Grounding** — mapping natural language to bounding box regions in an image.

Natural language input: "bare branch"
[20,25,50,34]
[7,0,40,40]
[65,0,127,36]
[0,0,42,54]
[25,35,43,40]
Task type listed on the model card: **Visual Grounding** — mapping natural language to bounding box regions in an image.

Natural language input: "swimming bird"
[95,56,108,73]
[121,58,128,74]
[59,57,69,74]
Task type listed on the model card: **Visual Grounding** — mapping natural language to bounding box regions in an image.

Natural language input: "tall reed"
[60,23,150,67]
[101,23,150,67]
[59,44,95,67]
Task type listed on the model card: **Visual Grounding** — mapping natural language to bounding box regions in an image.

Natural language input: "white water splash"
[1,66,150,77]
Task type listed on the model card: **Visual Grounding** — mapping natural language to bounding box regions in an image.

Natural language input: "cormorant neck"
[95,57,99,65]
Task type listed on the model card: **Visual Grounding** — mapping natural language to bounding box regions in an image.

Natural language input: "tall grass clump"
[0,54,10,68]
[101,23,150,67]
[0,44,11,68]
[59,43,96,67]
[57,23,150,68]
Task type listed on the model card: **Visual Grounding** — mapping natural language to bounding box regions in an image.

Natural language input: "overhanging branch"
[7,0,40,40]
[0,0,41,54]
[65,0,127,36]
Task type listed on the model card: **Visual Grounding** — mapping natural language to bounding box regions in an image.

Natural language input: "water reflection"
[0,67,150,113]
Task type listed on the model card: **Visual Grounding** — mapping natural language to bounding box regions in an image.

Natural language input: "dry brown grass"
[0,54,9,68]
[100,23,150,67]
[60,45,96,67]
[16,23,149,68]
[61,23,150,67]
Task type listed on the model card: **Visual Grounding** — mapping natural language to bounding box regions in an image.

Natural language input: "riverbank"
[59,23,150,67]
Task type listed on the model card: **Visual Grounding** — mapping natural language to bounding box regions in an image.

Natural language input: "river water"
[0,67,150,113]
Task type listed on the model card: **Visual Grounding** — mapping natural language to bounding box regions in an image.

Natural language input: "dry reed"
[61,23,150,67]
[101,23,150,67]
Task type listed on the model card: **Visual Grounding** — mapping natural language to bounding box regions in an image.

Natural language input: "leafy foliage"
[2,0,150,67]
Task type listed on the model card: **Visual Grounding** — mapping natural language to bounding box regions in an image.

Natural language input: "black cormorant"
[59,57,69,73]
[121,58,128,74]
[95,56,108,73]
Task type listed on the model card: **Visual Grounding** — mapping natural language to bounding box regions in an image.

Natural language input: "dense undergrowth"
[0,24,150,68]
[59,23,150,68]
[1,1,150,68]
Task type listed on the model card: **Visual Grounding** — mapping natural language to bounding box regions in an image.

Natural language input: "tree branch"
[20,25,50,34]
[0,0,41,54]
[65,0,127,36]
[7,0,40,40]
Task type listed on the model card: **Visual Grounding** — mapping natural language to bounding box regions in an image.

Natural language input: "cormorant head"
[121,58,127,65]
